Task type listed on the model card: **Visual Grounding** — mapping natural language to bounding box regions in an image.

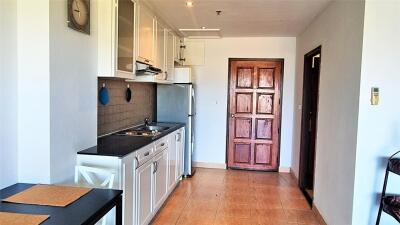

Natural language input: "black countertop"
[77,122,185,158]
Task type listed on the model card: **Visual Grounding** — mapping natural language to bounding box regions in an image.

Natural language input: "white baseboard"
[193,162,227,169]
[193,163,290,172]
[279,167,291,173]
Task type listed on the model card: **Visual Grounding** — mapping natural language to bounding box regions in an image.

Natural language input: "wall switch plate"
[371,87,379,105]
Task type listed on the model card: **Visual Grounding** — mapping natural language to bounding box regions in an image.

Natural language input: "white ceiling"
[145,0,332,37]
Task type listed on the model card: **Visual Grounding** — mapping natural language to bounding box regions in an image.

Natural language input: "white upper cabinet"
[137,4,155,65]
[174,36,183,65]
[154,20,166,84]
[117,0,136,73]
[98,0,183,83]
[155,20,165,71]
[98,0,136,79]
[184,40,205,66]
[165,30,175,82]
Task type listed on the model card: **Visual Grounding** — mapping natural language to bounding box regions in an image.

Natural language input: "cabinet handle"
[135,157,139,169]
[160,143,165,147]
[176,133,181,142]
[153,161,158,173]
[144,152,150,156]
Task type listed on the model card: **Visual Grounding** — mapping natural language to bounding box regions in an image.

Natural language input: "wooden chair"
[376,151,400,225]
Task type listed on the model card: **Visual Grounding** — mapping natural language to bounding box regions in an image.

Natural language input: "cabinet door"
[155,20,165,71]
[117,0,135,74]
[176,130,184,180]
[136,160,153,225]
[155,20,166,81]
[183,40,205,66]
[153,150,168,211]
[98,0,135,78]
[165,30,175,81]
[177,128,185,178]
[174,36,182,63]
[122,155,134,225]
[138,5,155,65]
[168,132,177,191]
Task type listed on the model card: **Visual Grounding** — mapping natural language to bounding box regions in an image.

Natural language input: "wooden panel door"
[228,59,283,171]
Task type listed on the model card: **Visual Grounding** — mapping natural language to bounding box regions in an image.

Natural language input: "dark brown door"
[299,46,321,204]
[227,59,283,171]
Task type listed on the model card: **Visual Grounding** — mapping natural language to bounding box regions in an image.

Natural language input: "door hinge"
[279,99,281,105]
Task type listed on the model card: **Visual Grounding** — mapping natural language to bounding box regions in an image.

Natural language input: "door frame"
[225,58,285,171]
[298,46,321,204]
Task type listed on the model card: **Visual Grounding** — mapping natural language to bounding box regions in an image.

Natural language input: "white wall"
[293,2,365,225]
[352,2,400,225]
[191,37,296,169]
[17,0,52,183]
[0,0,18,189]
[49,0,98,184]
[0,0,98,186]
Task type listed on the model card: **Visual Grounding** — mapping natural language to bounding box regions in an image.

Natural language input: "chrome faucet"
[144,117,150,127]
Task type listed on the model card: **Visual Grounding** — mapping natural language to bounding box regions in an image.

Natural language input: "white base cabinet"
[152,150,168,212]
[136,158,153,225]
[76,127,185,225]
[168,130,185,192]
[75,154,135,225]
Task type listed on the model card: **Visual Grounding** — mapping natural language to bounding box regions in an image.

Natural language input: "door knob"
[230,114,235,118]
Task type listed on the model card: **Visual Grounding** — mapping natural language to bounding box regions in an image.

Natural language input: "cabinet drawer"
[136,146,154,166]
[155,138,168,154]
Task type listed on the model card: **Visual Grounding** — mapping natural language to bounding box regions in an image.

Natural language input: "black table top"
[0,183,123,225]
[77,122,185,157]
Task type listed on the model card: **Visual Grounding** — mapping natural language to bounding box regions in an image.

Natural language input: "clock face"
[68,0,90,34]
[72,0,88,26]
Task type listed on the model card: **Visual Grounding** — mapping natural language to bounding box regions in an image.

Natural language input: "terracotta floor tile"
[176,210,215,225]
[161,195,189,213]
[219,202,249,209]
[285,209,320,224]
[217,203,252,219]
[151,210,180,225]
[214,216,259,225]
[186,199,220,212]
[252,198,282,209]
[252,209,287,220]
[150,168,312,225]
[281,199,311,210]
[221,194,253,204]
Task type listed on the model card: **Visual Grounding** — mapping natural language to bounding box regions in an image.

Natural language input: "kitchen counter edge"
[77,123,185,158]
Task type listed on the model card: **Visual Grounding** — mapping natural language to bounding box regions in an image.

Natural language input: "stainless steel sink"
[134,125,169,132]
[115,125,170,137]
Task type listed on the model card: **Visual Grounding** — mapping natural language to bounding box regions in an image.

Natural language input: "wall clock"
[67,0,90,34]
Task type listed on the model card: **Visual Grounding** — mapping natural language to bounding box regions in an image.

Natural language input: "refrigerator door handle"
[191,87,196,116]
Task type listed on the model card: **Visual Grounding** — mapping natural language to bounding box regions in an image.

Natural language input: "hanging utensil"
[99,83,109,105]
[126,84,132,102]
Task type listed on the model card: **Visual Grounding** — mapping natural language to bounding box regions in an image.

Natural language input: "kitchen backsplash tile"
[98,78,155,136]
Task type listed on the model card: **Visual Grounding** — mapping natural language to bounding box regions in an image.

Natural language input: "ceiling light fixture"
[186,1,193,7]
